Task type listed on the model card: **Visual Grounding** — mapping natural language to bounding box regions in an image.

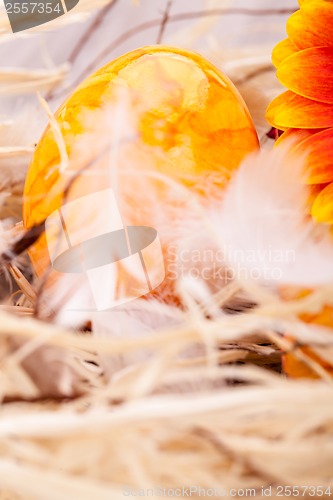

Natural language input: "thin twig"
[1,223,46,264]
[68,0,119,65]
[156,0,173,44]
[233,65,273,85]
[45,1,119,101]
[52,7,296,100]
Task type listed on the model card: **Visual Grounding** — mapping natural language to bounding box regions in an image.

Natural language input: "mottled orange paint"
[23,46,258,277]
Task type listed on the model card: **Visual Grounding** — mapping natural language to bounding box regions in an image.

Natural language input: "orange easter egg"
[23,46,258,293]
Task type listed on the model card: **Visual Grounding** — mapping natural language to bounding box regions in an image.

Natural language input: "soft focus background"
[0,0,296,219]
[0,1,295,132]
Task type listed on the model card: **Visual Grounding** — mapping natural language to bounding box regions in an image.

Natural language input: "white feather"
[213,145,333,287]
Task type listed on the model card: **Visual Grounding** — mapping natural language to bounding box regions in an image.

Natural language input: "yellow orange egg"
[23,46,258,293]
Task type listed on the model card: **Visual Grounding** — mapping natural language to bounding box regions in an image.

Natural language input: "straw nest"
[0,1,332,499]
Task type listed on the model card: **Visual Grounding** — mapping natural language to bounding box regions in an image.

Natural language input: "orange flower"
[266,0,333,224]
[266,0,333,378]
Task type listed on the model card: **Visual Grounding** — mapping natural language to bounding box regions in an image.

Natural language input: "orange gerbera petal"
[287,2,333,50]
[287,11,321,50]
[311,182,333,223]
[272,38,299,68]
[284,346,333,378]
[266,91,333,129]
[293,128,333,184]
[277,47,333,104]
[275,128,315,147]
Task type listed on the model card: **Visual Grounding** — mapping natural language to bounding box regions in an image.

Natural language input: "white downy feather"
[214,145,333,287]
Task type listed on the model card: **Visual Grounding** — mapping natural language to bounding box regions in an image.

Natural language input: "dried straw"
[0,1,332,499]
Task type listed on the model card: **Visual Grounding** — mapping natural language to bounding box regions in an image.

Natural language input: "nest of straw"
[0,1,332,498]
